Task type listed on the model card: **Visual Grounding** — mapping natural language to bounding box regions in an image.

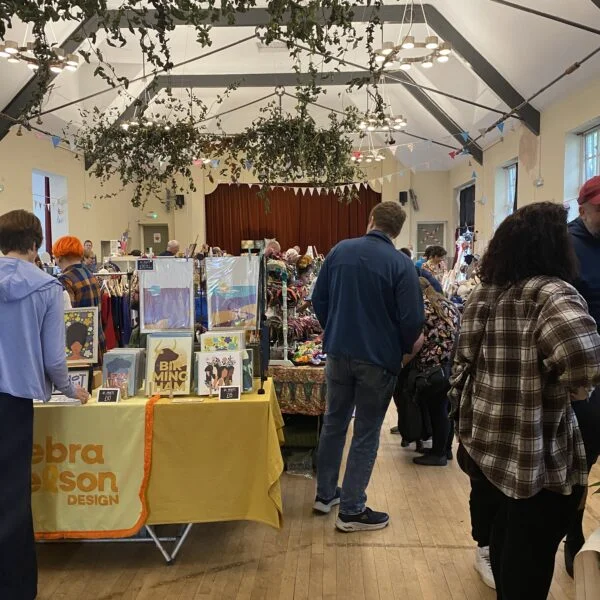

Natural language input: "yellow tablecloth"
[147,379,284,529]
[33,379,284,535]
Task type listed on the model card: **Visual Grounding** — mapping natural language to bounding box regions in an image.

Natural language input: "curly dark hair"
[426,245,447,259]
[479,202,577,286]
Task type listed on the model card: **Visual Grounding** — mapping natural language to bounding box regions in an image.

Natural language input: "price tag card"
[219,386,241,401]
[97,388,121,403]
[137,259,155,271]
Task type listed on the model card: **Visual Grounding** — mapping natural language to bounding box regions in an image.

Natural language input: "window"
[583,127,600,182]
[505,163,518,214]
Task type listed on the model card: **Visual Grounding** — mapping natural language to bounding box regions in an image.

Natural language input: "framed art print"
[64,307,99,364]
[196,351,243,397]
[139,258,194,333]
[146,334,193,396]
[206,256,260,330]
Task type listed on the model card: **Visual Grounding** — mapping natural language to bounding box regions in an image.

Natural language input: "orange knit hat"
[52,236,84,259]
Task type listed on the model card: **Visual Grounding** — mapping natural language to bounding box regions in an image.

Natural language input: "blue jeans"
[317,355,397,515]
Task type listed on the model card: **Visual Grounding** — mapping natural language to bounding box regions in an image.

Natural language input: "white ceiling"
[1,0,600,170]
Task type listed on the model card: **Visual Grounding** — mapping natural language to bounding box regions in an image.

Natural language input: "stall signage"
[219,386,241,401]
[137,259,155,271]
[98,388,121,403]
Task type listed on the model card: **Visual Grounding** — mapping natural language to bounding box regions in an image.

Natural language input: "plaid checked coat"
[450,276,600,499]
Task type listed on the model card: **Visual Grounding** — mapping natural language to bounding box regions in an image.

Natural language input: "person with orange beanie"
[53,235,104,353]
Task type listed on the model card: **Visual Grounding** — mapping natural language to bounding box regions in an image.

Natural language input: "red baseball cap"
[578,175,600,205]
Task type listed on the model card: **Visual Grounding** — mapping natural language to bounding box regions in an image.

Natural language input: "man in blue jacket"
[565,175,600,575]
[312,202,424,532]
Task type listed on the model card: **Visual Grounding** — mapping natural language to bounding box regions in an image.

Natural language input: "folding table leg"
[170,524,194,562]
[145,525,174,564]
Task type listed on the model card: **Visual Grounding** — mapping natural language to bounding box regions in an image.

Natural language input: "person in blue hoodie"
[0,210,90,599]
[565,176,600,576]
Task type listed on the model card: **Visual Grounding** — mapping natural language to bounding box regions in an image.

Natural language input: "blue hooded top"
[0,257,75,400]
[569,217,600,331]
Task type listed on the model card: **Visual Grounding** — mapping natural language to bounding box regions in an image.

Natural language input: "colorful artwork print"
[146,335,193,396]
[206,257,260,330]
[52,368,92,396]
[196,351,242,396]
[201,331,245,352]
[64,308,98,364]
[140,259,194,333]
[102,354,137,397]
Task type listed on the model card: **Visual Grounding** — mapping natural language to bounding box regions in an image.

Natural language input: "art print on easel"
[64,308,98,364]
[196,351,242,396]
[139,258,194,333]
[206,256,260,330]
[146,335,193,396]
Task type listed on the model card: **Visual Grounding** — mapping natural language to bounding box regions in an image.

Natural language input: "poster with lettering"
[64,307,99,364]
[146,334,193,396]
[32,397,153,538]
[196,351,242,397]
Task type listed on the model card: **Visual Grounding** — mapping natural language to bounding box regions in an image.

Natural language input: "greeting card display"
[146,334,193,396]
[206,256,260,330]
[64,307,99,364]
[105,348,146,393]
[140,258,194,333]
[200,330,245,353]
[196,351,242,397]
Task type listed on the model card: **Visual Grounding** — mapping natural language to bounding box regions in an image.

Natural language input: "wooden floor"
[38,407,600,600]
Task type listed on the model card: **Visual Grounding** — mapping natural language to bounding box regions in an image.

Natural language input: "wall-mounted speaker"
[175,194,185,209]
[399,191,408,206]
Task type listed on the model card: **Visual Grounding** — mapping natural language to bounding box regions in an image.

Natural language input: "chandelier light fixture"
[120,118,173,131]
[350,150,385,164]
[374,0,452,71]
[357,112,407,133]
[0,41,80,72]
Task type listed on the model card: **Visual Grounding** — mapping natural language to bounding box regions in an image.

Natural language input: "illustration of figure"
[204,364,216,391]
[224,365,235,386]
[216,365,227,388]
[66,321,89,361]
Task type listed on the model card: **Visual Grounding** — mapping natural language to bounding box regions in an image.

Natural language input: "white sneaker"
[475,546,496,589]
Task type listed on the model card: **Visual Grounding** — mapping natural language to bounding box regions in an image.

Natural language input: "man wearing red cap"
[565,175,600,576]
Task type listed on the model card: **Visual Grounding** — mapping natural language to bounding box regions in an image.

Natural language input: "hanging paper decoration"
[460,132,469,142]
[210,159,220,168]
[497,122,505,134]
[449,151,458,159]
[51,135,61,148]
[472,171,478,179]
[244,159,253,170]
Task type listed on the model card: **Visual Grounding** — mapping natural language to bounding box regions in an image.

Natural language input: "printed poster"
[146,334,193,396]
[64,307,99,364]
[196,351,243,396]
[206,256,260,330]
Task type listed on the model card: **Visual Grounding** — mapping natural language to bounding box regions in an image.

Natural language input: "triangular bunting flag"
[354,183,360,191]
[244,159,253,170]
[479,128,487,137]
[385,174,393,183]
[472,171,478,179]
[410,167,416,174]
[449,151,457,159]
[408,143,414,153]
[51,135,61,148]
[497,122,505,134]
[293,187,300,196]
[317,187,323,195]
[460,131,469,142]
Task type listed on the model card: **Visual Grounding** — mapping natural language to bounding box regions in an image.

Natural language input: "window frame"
[504,162,518,215]
[582,126,600,184]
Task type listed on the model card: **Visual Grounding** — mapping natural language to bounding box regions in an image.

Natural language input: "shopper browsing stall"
[0,210,90,600]
[312,201,424,532]
[564,175,600,576]
[450,202,600,599]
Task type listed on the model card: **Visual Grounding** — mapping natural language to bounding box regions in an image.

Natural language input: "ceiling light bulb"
[164,125,171,131]
[50,64,63,73]
[399,62,412,71]
[393,124,403,131]
[27,62,39,71]
[121,123,129,131]
[64,64,77,72]
[381,41,395,56]
[401,35,415,50]
[425,36,439,50]
[436,54,449,63]
[0,45,9,58]
[351,156,357,162]
[4,41,18,55]
[7,56,20,64]
[439,42,451,56]
[367,125,376,132]
[375,54,386,64]
[359,122,367,130]
[365,158,373,163]
[422,59,434,69]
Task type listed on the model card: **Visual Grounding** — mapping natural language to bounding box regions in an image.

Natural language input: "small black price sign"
[219,386,241,401]
[98,388,121,403]
[137,259,155,271]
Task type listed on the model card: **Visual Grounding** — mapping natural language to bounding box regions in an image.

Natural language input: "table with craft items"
[32,379,284,563]
[268,365,327,416]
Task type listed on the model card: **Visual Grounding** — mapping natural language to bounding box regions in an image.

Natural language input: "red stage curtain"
[205,184,381,255]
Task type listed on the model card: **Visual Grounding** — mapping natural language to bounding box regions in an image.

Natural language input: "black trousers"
[0,393,37,600]
[469,477,502,547]
[476,474,583,600]
[422,390,452,456]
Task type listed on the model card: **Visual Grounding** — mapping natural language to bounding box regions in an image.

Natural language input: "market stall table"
[33,379,284,563]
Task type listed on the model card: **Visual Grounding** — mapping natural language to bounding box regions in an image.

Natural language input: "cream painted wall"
[448,78,600,250]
